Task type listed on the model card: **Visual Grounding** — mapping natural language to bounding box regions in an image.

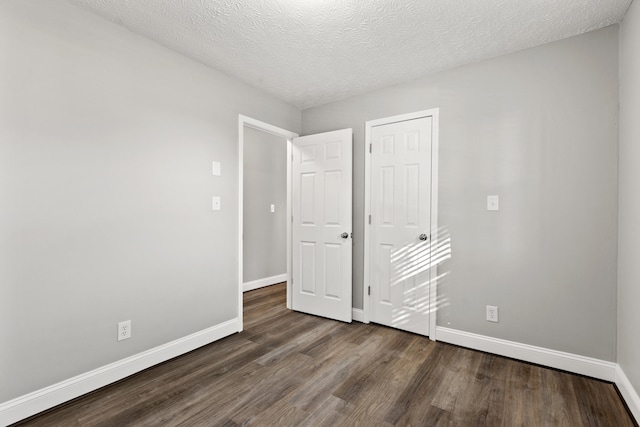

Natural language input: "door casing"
[238,115,298,331]
[363,109,440,340]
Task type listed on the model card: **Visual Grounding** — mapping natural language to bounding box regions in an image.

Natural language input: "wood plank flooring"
[15,283,636,426]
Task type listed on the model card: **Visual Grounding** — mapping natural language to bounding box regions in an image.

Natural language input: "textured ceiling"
[68,0,631,109]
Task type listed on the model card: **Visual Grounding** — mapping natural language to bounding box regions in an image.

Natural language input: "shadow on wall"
[389,227,452,328]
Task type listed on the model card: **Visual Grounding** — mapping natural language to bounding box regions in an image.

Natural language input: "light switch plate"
[487,195,499,211]
[212,161,221,176]
[212,196,221,211]
[270,204,275,213]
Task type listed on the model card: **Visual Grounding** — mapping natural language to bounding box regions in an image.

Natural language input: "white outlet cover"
[486,305,499,322]
[118,320,131,341]
[270,204,275,213]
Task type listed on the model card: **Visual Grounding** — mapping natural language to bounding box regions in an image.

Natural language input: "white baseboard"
[243,274,287,292]
[435,326,617,382]
[0,318,240,426]
[3,321,634,426]
[616,364,640,423]
[352,308,364,323]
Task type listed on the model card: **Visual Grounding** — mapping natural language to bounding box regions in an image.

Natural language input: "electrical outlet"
[118,320,131,341]
[486,306,499,323]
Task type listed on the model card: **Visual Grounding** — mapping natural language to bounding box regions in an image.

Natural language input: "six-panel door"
[292,129,353,322]
[370,117,433,336]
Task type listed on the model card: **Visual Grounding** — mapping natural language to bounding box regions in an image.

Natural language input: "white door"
[370,117,432,335]
[292,129,353,322]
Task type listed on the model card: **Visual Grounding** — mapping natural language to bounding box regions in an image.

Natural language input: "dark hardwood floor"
[15,283,636,426]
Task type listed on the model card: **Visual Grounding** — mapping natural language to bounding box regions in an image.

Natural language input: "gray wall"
[302,26,619,361]
[0,0,300,402]
[618,0,640,399]
[243,127,287,283]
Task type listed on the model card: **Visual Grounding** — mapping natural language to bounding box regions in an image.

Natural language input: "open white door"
[292,129,352,322]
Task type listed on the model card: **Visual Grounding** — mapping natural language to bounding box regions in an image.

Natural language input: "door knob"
[341,232,349,239]
[418,233,429,241]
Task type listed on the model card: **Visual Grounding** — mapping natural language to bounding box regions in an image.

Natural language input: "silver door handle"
[341,232,349,239]
[418,233,429,241]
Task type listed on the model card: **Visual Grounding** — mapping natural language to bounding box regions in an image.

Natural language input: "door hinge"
[291,153,294,162]
[291,216,294,223]
[368,286,371,296]
[369,143,372,154]
[368,215,371,225]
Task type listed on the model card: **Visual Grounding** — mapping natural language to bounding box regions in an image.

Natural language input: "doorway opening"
[238,115,298,331]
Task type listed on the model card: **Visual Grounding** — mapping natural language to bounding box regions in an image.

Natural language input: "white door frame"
[238,115,299,331]
[363,108,440,340]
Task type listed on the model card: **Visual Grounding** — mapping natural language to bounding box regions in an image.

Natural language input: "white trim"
[363,108,440,337]
[0,319,239,426]
[238,119,244,331]
[352,308,365,323]
[286,133,293,310]
[436,326,617,382]
[243,273,287,292]
[616,364,640,423]
[238,115,299,329]
[428,110,439,340]
[363,121,372,325]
